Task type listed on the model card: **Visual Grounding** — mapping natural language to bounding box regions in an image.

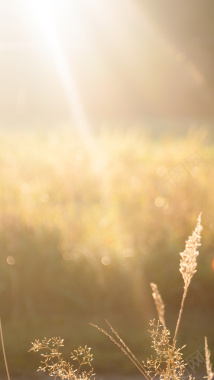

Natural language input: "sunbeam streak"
[23,0,95,154]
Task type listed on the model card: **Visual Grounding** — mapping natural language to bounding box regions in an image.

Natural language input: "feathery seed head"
[179,213,202,290]
[205,337,214,380]
[150,283,166,329]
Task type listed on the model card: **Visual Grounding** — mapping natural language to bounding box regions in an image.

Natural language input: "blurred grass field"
[0,126,213,376]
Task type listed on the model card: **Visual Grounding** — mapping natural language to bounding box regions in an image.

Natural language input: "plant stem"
[0,318,10,380]
[164,287,188,379]
[173,287,188,348]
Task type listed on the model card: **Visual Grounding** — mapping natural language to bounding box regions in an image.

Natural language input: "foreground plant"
[205,337,214,380]
[31,213,213,379]
[0,318,10,380]
[91,213,212,380]
[29,337,95,380]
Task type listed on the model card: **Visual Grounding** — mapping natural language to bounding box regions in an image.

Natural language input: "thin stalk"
[173,287,188,348]
[105,319,149,377]
[0,318,11,380]
[164,287,188,380]
[90,323,151,380]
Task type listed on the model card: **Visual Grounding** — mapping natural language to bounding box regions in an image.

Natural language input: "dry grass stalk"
[90,321,151,380]
[179,213,203,291]
[0,318,10,380]
[150,283,166,330]
[205,337,214,380]
[173,213,202,346]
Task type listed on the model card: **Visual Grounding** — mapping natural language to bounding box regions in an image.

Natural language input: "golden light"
[22,0,93,144]
[212,258,214,272]
[1,0,209,129]
[17,0,158,142]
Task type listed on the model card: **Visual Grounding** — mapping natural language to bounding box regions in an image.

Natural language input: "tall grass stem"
[0,318,10,380]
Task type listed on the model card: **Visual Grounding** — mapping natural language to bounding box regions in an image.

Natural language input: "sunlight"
[16,0,168,132]
[20,0,95,154]
[17,0,198,174]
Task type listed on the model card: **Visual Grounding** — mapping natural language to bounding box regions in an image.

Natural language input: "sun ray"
[21,0,95,157]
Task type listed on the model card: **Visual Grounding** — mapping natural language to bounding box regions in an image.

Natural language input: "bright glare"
[1,0,208,130]
[21,0,96,156]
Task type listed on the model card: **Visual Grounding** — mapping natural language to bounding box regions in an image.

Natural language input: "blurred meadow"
[0,127,213,376]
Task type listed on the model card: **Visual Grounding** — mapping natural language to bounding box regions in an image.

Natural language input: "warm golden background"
[0,0,214,377]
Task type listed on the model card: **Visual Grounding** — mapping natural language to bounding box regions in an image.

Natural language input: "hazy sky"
[0,0,214,127]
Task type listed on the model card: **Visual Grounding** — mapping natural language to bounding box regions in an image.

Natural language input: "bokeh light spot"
[101,256,111,265]
[154,196,165,207]
[7,256,16,265]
